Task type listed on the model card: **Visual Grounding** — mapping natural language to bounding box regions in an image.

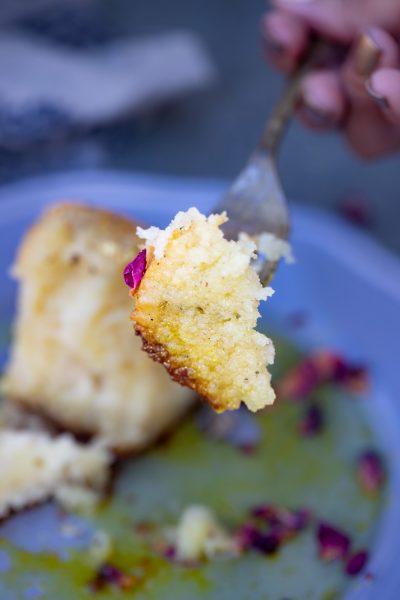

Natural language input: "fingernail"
[301,103,337,128]
[365,81,390,110]
[353,32,382,78]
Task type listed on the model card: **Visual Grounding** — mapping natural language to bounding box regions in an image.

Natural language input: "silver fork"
[214,34,382,285]
[213,47,320,285]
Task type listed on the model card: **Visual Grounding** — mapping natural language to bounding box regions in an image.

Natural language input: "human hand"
[263,0,400,158]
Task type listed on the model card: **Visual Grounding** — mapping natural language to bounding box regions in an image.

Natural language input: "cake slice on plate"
[3,203,193,453]
[126,208,275,413]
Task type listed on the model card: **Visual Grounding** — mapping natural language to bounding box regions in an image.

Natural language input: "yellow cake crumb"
[172,505,238,561]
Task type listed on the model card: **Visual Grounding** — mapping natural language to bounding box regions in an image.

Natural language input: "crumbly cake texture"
[172,505,238,561]
[3,203,193,452]
[0,430,111,518]
[131,207,275,413]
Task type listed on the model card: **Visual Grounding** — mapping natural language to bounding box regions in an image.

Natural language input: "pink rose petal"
[278,350,369,401]
[280,508,311,531]
[163,545,176,560]
[277,359,320,401]
[358,450,385,493]
[345,550,369,576]
[235,523,260,551]
[123,249,147,291]
[251,530,281,555]
[317,522,351,561]
[251,504,280,524]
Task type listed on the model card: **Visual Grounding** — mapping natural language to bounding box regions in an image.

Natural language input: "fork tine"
[214,153,289,242]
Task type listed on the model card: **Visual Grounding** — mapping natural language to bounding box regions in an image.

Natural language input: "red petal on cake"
[345,550,369,576]
[317,522,351,561]
[358,450,385,493]
[123,249,147,291]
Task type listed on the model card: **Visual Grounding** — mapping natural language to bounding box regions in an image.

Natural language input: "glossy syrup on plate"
[0,336,385,600]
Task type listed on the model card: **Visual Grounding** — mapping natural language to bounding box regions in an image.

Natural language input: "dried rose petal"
[89,563,136,592]
[314,351,369,392]
[251,505,311,532]
[345,550,369,576]
[313,351,347,381]
[298,404,324,437]
[163,545,176,560]
[317,522,351,561]
[280,509,311,531]
[338,195,371,229]
[277,359,320,401]
[235,523,260,550]
[358,450,385,493]
[251,531,281,555]
[278,350,369,401]
[123,249,147,291]
[251,504,280,524]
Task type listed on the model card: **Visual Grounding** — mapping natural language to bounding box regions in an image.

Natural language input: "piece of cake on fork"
[126,207,276,413]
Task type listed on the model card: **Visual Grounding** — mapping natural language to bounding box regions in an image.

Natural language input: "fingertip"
[367,27,399,69]
[262,10,310,72]
[298,70,346,130]
[368,68,400,124]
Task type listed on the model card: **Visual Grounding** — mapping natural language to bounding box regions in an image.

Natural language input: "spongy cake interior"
[133,208,275,412]
[3,203,192,451]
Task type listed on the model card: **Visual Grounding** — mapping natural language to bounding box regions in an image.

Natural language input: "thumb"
[342,28,399,103]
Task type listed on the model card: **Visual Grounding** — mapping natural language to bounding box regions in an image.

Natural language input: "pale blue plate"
[0,170,399,599]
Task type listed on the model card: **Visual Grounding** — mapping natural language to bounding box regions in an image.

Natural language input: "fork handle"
[258,39,323,158]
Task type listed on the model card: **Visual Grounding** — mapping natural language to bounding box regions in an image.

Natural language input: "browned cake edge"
[134,322,236,413]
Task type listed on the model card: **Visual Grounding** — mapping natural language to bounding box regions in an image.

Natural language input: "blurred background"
[0,0,399,254]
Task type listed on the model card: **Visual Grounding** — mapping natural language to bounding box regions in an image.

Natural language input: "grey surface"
[1,0,399,254]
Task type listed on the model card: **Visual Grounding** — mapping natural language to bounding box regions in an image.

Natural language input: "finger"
[262,10,310,72]
[367,68,400,125]
[298,69,346,130]
[345,105,400,159]
[342,28,399,103]
[271,0,400,42]
[271,0,357,42]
